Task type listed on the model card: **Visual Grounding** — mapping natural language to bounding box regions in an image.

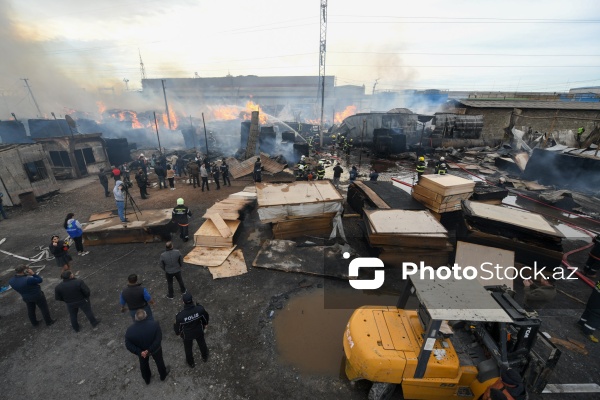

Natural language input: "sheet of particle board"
[454,241,516,289]
[352,181,390,209]
[207,249,248,279]
[256,181,343,207]
[464,200,563,238]
[364,209,448,235]
[418,174,476,196]
[208,213,233,238]
[184,245,236,267]
[195,219,240,239]
[84,209,173,232]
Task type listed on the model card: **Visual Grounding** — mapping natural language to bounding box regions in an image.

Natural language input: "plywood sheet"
[184,245,236,267]
[455,241,516,289]
[208,213,233,238]
[464,201,563,238]
[419,174,475,196]
[353,181,390,209]
[207,249,247,279]
[411,192,463,213]
[365,209,448,235]
[84,209,173,232]
[256,181,343,207]
[413,184,472,203]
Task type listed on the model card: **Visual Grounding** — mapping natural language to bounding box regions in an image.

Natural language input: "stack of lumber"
[193,215,241,247]
[202,186,257,220]
[412,174,475,213]
[256,181,344,240]
[460,200,564,269]
[364,209,452,268]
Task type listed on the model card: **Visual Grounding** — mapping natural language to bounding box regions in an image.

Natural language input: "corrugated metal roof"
[455,99,600,110]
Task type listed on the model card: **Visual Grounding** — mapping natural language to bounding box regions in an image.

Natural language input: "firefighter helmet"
[419,156,425,161]
[440,157,445,161]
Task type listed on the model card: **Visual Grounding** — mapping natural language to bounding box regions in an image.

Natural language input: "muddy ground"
[0,163,599,400]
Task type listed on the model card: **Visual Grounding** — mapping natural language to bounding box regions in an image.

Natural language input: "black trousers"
[138,186,148,199]
[223,175,231,186]
[72,236,84,252]
[201,177,209,191]
[214,177,220,189]
[138,346,168,384]
[191,174,200,187]
[178,224,189,241]
[100,182,109,197]
[166,272,186,297]
[183,330,208,366]
[67,299,98,331]
[25,293,52,326]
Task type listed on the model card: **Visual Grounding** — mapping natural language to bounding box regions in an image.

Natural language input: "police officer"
[174,293,210,368]
[172,198,192,242]
[416,156,426,182]
[316,161,326,180]
[435,157,447,175]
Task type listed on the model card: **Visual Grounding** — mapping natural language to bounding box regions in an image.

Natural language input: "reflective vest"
[66,220,83,238]
[316,166,325,179]
[416,161,426,173]
[436,162,447,175]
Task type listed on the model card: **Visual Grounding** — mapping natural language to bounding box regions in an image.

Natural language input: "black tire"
[368,382,396,400]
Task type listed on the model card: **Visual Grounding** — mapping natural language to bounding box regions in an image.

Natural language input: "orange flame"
[212,106,239,120]
[161,107,178,130]
[96,101,106,121]
[334,105,357,124]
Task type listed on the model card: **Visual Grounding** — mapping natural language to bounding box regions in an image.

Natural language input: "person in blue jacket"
[64,213,89,256]
[9,265,56,327]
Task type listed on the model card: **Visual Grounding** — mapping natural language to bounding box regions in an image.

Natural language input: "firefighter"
[416,156,426,182]
[330,134,337,151]
[577,126,585,147]
[296,163,307,180]
[316,161,326,180]
[435,157,447,175]
[307,135,314,152]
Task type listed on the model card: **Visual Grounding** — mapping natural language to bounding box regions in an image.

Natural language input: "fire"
[96,101,106,121]
[130,111,143,129]
[161,107,179,130]
[212,105,239,120]
[244,101,267,124]
[334,105,357,124]
[210,102,267,124]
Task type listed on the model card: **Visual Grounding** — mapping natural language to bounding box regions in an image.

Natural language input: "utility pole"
[153,112,162,153]
[21,78,43,117]
[318,0,328,148]
[372,78,380,95]
[123,78,130,91]
[139,49,147,81]
[161,79,172,130]
[202,113,210,159]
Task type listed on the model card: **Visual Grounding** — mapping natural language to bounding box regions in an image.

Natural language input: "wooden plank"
[412,192,463,213]
[208,213,233,238]
[207,249,248,279]
[184,245,236,267]
[549,337,588,355]
[364,209,448,235]
[455,241,515,289]
[413,184,472,203]
[193,219,240,247]
[353,181,391,209]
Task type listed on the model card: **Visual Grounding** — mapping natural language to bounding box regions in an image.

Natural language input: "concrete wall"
[463,107,599,141]
[0,144,59,206]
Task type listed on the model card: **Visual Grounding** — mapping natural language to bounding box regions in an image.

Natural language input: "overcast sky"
[1,0,599,117]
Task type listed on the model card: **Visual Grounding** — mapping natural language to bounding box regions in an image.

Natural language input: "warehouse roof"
[452,99,600,110]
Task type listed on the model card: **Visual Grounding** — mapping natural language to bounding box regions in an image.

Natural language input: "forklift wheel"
[368,382,397,400]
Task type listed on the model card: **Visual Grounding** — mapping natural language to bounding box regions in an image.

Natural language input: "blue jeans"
[128,305,154,321]
[116,200,125,221]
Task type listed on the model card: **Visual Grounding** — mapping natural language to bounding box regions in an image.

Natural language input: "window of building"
[49,151,72,167]
[23,160,49,182]
[82,148,96,163]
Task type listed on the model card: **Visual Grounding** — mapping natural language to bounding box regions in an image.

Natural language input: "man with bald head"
[125,309,169,384]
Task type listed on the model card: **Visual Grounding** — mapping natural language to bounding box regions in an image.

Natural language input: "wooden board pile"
[412,174,475,213]
[363,209,453,268]
[184,186,257,278]
[256,181,344,240]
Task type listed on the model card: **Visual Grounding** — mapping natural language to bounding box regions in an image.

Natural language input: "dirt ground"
[0,165,599,400]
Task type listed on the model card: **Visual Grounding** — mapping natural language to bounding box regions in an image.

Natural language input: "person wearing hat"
[174,293,210,368]
[416,156,426,182]
[316,161,325,180]
[482,368,526,400]
[220,159,231,187]
[172,198,192,242]
[135,168,149,199]
[253,157,263,183]
[98,168,110,197]
[54,270,100,332]
[160,241,186,299]
[125,309,170,384]
[435,156,448,175]
[9,265,56,327]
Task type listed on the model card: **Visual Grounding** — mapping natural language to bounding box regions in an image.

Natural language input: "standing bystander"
[9,265,56,327]
[98,168,110,197]
[160,241,186,299]
[64,213,89,256]
[120,274,155,321]
[200,163,210,191]
[0,192,8,220]
[113,180,128,223]
[220,159,231,187]
[166,165,176,190]
[332,162,343,188]
[55,270,100,332]
[174,293,210,368]
[49,235,72,273]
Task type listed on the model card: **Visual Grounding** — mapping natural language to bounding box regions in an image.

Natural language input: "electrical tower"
[139,49,147,82]
[318,0,328,147]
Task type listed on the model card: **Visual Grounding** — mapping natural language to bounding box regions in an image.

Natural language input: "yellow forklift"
[343,276,561,399]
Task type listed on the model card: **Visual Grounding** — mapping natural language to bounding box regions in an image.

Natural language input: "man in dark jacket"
[135,168,149,199]
[332,162,343,188]
[125,309,170,384]
[160,241,186,299]
[211,163,221,190]
[55,270,100,332]
[154,163,166,189]
[174,293,210,368]
[220,159,231,187]
[188,160,200,188]
[9,265,56,327]
[120,274,154,321]
[172,198,192,242]
[98,168,110,197]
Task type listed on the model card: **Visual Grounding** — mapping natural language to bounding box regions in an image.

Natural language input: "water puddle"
[273,287,398,377]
